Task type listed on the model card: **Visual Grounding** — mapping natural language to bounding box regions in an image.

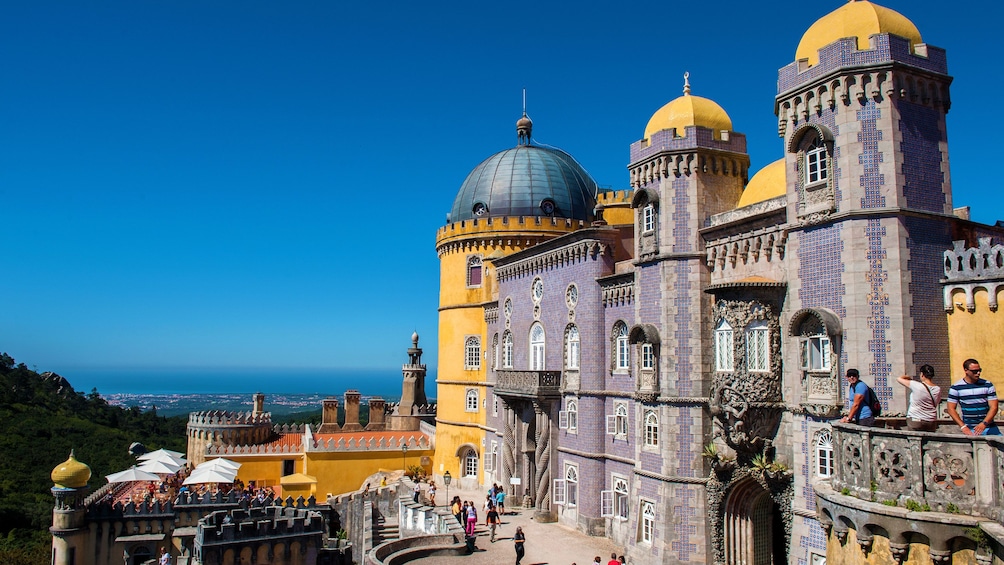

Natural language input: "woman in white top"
[897,364,941,432]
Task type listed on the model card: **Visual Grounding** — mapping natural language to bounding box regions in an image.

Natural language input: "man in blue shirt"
[947,358,1000,436]
[840,368,875,426]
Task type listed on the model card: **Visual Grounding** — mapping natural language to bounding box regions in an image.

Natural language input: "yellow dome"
[644,74,732,141]
[796,0,922,66]
[51,451,91,489]
[737,159,786,208]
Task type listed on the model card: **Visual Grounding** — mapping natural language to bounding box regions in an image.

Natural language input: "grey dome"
[449,145,598,223]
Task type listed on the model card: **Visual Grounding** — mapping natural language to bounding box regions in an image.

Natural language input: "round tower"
[186,395,274,466]
[50,451,91,565]
[434,113,599,488]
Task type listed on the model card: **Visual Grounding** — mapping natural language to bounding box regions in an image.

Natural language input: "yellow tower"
[50,451,92,565]
[434,113,600,488]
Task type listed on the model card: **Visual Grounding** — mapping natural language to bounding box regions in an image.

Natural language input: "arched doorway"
[723,477,785,565]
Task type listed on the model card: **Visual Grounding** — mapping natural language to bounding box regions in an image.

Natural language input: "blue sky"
[1,0,999,384]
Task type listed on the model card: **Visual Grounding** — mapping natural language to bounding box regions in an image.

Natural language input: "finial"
[683,72,691,96]
[516,89,533,146]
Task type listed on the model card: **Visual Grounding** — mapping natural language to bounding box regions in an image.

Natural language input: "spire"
[683,72,691,96]
[517,89,533,145]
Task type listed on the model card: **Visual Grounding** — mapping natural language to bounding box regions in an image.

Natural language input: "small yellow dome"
[796,0,922,67]
[737,159,786,208]
[644,74,732,141]
[51,451,92,489]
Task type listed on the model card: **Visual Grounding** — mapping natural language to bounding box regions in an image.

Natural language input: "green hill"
[0,353,188,565]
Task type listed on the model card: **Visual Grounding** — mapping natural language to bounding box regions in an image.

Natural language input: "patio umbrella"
[138,448,185,462]
[106,466,162,483]
[183,468,237,485]
[138,451,187,467]
[137,459,183,475]
[196,458,240,472]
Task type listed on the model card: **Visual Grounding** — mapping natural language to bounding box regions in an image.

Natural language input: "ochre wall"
[947,288,1004,392]
[824,528,983,565]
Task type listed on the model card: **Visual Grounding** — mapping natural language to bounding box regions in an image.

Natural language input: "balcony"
[494,371,562,401]
[816,422,1004,561]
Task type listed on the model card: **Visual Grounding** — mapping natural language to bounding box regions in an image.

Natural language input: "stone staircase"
[372,514,399,545]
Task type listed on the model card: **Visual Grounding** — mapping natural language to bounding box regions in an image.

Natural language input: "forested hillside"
[0,353,187,565]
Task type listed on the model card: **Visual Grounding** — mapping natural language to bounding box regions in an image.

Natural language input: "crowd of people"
[842,358,999,435]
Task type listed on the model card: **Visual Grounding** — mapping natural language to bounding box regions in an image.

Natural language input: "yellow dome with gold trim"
[644,74,732,141]
[796,0,922,67]
[51,451,91,489]
[737,159,786,208]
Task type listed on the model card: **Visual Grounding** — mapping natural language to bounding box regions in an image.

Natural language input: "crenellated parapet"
[776,34,950,138]
[435,215,587,255]
[194,506,326,565]
[384,403,436,416]
[306,434,431,453]
[188,410,273,427]
[628,127,749,189]
[942,238,1004,312]
[207,443,302,456]
[495,239,611,282]
[595,189,634,208]
[706,227,788,273]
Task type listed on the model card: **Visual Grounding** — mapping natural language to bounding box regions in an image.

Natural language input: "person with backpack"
[840,368,878,426]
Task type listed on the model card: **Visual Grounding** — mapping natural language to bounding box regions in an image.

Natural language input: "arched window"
[641,343,654,370]
[467,256,483,287]
[614,403,628,435]
[800,332,831,372]
[641,500,656,543]
[529,323,545,370]
[465,389,478,412]
[715,319,734,372]
[642,204,656,233]
[566,399,578,431]
[465,336,481,370]
[816,430,834,478]
[492,333,499,370]
[565,325,580,370]
[614,323,630,371]
[565,465,578,507]
[502,331,514,369]
[745,321,768,372]
[644,411,659,447]
[463,448,479,478]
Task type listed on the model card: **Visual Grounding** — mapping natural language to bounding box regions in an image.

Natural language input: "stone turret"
[342,390,363,432]
[389,333,426,431]
[366,398,387,431]
[50,451,91,565]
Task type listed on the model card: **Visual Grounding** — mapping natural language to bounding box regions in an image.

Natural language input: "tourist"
[495,488,506,515]
[455,498,465,526]
[840,369,876,426]
[380,476,387,488]
[607,552,619,565]
[618,556,626,564]
[484,493,495,525]
[592,557,602,564]
[413,481,421,503]
[514,526,525,564]
[897,365,940,431]
[486,504,500,542]
[428,482,436,506]
[159,547,170,565]
[465,500,478,537]
[947,358,1000,436]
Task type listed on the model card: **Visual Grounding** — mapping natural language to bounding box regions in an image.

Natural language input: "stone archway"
[723,477,785,565]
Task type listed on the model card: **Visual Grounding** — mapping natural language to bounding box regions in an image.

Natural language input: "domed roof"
[644,73,733,141]
[737,159,787,208]
[51,450,91,489]
[449,129,598,223]
[796,0,922,66]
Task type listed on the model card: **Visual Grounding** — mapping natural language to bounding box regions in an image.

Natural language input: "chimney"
[317,398,341,433]
[253,393,265,416]
[342,390,363,431]
[366,398,387,431]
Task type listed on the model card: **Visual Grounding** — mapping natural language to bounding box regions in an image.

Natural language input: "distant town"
[103,392,400,418]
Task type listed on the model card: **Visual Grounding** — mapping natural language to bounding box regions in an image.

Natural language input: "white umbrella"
[106,466,161,483]
[138,448,185,462]
[196,458,240,471]
[183,468,237,485]
[137,459,183,475]
[138,451,187,467]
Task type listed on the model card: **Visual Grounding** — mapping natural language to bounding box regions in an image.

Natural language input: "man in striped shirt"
[947,358,1000,436]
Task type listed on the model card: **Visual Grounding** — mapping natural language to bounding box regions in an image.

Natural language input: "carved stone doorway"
[723,478,784,565]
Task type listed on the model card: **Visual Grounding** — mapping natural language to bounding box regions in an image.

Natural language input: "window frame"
[745,321,769,373]
[800,334,831,372]
[529,322,545,371]
[613,476,629,520]
[805,143,828,187]
[715,318,734,372]
[816,429,834,478]
[606,402,628,437]
[565,464,578,507]
[502,331,514,369]
[463,448,479,478]
[464,335,481,371]
[465,389,479,412]
[467,255,483,287]
[642,203,656,233]
[640,499,655,543]
[567,399,578,432]
[614,323,630,372]
[641,342,654,370]
[565,325,580,370]
[644,410,659,447]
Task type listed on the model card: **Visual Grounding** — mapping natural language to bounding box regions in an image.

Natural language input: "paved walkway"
[419,485,623,565]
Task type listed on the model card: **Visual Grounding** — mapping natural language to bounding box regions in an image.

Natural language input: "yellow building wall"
[595,189,635,227]
[947,288,1004,392]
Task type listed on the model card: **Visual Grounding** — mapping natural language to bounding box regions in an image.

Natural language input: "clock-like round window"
[504,297,513,318]
[473,202,488,216]
[565,284,578,309]
[532,278,544,303]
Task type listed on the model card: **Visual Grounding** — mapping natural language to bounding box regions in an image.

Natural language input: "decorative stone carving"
[924,443,975,503]
[889,542,909,563]
[706,463,794,565]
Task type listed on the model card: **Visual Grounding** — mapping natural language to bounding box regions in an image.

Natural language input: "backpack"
[866,385,882,417]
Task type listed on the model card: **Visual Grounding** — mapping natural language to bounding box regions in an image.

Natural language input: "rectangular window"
[553,479,566,505]
[801,335,831,371]
[746,325,768,372]
[617,337,630,370]
[559,410,568,429]
[715,327,734,372]
[806,146,827,185]
[642,204,655,233]
[641,343,654,370]
[600,490,613,517]
[282,459,295,476]
[465,337,481,370]
[641,500,655,543]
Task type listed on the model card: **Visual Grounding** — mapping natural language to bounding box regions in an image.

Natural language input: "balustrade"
[494,371,562,400]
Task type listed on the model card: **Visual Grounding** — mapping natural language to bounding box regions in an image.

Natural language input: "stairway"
[372,514,400,545]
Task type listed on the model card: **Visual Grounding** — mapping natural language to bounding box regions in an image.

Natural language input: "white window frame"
[485,440,497,473]
[607,402,628,437]
[492,333,499,370]
[467,255,483,287]
[641,343,654,370]
[715,319,734,372]
[805,143,828,186]
[463,448,478,478]
[644,410,659,447]
[502,331,514,369]
[465,389,479,412]
[464,336,481,370]
[816,429,834,478]
[613,476,629,520]
[529,322,546,371]
[565,325,580,370]
[642,204,655,233]
[800,334,831,372]
[600,489,613,517]
[640,499,655,543]
[745,321,768,373]
[565,464,578,507]
[615,323,630,371]
[567,399,578,432]
[553,477,566,505]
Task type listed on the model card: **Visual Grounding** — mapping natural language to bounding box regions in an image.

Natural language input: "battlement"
[196,506,324,545]
[630,126,748,166]
[944,238,1004,282]
[595,189,634,207]
[305,434,431,453]
[385,403,436,416]
[207,442,302,456]
[85,490,320,521]
[188,410,273,427]
[436,215,586,245]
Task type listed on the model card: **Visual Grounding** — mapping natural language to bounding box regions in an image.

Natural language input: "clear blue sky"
[1,0,999,379]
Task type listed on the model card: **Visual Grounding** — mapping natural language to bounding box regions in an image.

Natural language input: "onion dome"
[644,73,733,141]
[448,117,598,223]
[737,159,786,208]
[51,450,92,489]
[796,0,922,67]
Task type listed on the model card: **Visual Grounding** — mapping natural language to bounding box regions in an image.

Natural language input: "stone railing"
[495,370,562,400]
[830,422,1004,523]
